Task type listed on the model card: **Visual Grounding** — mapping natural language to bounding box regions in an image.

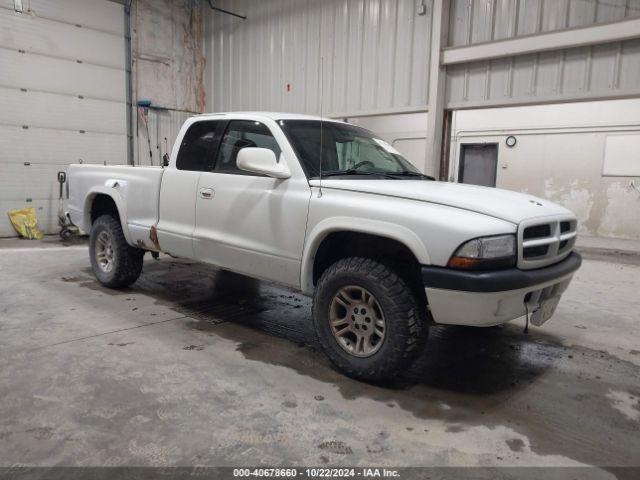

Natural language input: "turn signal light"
[447,256,484,269]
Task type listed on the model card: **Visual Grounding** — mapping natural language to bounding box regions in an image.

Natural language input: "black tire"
[312,257,428,382]
[89,214,144,289]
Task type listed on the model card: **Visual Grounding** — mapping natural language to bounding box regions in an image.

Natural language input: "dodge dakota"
[67,112,581,381]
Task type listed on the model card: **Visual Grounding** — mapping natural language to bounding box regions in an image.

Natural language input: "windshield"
[278,120,425,180]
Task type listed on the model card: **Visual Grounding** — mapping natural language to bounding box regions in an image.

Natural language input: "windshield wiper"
[385,171,435,180]
[318,169,434,180]
[320,169,398,179]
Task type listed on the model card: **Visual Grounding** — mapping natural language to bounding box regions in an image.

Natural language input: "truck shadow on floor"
[76,257,565,398]
[137,259,556,397]
[71,258,640,468]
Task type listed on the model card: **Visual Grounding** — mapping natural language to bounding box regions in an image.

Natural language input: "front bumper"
[421,252,582,327]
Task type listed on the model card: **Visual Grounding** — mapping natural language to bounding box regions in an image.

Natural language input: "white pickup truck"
[68,112,581,381]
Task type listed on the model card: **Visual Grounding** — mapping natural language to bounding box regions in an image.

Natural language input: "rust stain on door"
[149,225,161,251]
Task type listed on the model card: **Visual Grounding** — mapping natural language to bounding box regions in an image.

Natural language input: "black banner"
[0,467,638,480]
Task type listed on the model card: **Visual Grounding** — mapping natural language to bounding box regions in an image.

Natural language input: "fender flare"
[83,186,133,245]
[300,216,430,294]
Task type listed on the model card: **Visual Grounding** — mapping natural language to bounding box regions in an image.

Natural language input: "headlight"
[448,234,516,270]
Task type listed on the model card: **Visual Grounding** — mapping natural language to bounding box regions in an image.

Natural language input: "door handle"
[198,187,214,199]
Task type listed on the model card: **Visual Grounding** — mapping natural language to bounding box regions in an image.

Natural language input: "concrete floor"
[0,237,639,472]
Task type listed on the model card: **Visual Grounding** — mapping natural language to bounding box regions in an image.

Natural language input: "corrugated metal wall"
[446,0,640,108]
[449,0,640,46]
[207,0,431,117]
[446,38,640,107]
[207,0,640,113]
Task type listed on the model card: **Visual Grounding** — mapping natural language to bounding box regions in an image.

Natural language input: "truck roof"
[195,111,348,124]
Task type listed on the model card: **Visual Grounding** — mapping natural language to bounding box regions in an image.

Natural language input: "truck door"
[156,120,225,258]
[193,120,310,288]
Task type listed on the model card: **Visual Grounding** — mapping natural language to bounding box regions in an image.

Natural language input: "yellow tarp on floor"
[7,207,44,239]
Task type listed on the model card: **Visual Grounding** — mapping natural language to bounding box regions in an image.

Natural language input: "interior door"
[193,120,310,287]
[458,143,498,187]
[156,120,225,258]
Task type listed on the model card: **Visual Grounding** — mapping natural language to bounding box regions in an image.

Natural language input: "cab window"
[215,120,281,175]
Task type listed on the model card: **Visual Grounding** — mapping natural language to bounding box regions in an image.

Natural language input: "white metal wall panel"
[0,1,126,237]
[0,0,124,35]
[0,8,124,68]
[0,126,127,165]
[0,163,72,201]
[446,38,640,108]
[0,87,126,134]
[207,0,431,117]
[448,0,640,47]
[0,49,125,101]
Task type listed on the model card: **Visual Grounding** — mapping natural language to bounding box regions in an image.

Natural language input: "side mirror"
[237,147,291,179]
[162,153,170,167]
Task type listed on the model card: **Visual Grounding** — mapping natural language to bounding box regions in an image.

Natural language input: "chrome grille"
[517,217,577,269]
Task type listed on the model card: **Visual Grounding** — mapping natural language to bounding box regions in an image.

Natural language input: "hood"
[310,179,574,224]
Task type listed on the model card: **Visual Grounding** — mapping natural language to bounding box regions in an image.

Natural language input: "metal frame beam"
[425,0,450,179]
[446,87,640,110]
[442,17,640,66]
[331,105,428,120]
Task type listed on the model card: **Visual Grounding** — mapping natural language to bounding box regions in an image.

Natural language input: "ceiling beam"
[442,17,640,66]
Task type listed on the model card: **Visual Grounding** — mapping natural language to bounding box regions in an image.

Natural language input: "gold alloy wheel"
[95,230,115,273]
[329,285,386,357]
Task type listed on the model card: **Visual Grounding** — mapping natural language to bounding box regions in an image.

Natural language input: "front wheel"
[313,257,428,382]
[89,214,144,289]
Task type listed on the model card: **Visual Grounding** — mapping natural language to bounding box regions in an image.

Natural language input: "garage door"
[0,0,127,237]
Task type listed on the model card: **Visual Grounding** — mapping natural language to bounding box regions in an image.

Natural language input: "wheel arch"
[83,187,132,244]
[300,217,430,294]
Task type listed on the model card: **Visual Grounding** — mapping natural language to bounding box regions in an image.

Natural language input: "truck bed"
[67,164,164,246]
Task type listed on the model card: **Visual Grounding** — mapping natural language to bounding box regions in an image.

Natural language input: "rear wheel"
[89,214,144,289]
[313,257,428,382]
